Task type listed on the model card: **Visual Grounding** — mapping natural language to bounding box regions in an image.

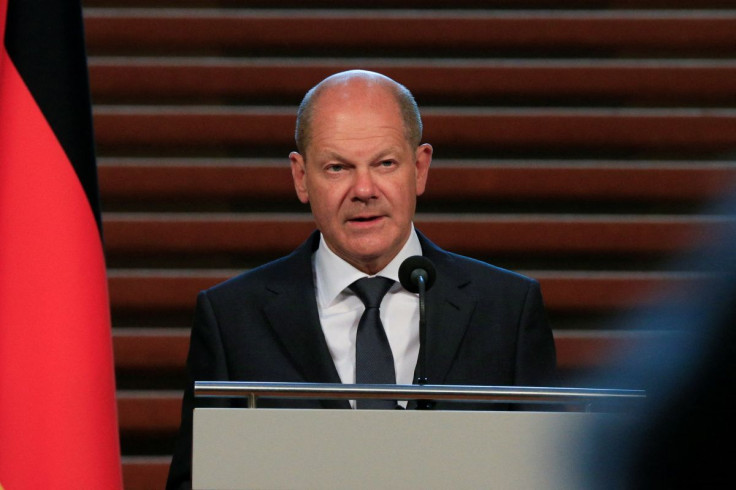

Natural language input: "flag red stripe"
[0,43,122,490]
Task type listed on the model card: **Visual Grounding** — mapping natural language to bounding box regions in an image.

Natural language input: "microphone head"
[399,255,437,293]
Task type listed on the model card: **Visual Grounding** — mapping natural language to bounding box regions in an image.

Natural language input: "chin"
[349,235,391,253]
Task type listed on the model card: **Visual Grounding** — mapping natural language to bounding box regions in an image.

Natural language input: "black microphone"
[399,255,436,294]
[399,256,436,409]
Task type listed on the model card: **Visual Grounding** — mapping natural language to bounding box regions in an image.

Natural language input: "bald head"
[294,70,423,155]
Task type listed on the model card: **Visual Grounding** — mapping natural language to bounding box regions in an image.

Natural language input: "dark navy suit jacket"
[166,230,557,489]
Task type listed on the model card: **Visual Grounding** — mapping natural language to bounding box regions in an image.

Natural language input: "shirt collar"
[314,225,423,308]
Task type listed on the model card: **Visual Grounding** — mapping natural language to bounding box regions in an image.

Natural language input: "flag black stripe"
[4,0,103,235]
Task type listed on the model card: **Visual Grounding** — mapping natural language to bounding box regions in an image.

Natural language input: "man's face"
[290,84,432,274]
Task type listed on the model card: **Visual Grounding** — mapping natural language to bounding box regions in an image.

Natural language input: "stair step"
[107,268,711,313]
[98,158,736,203]
[102,213,733,257]
[84,9,736,57]
[84,1,736,10]
[93,106,736,158]
[88,58,736,107]
[122,456,171,490]
[118,390,182,433]
[112,328,674,375]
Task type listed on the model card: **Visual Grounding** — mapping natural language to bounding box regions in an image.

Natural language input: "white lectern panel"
[193,408,617,490]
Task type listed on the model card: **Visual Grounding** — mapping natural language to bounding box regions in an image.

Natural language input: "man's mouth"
[349,215,383,223]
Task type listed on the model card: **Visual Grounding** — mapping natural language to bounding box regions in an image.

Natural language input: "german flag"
[0,1,122,488]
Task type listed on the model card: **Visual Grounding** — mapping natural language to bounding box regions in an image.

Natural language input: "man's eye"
[380,160,395,167]
[327,164,344,172]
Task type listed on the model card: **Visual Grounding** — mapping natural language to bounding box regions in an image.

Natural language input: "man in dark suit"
[166,70,556,490]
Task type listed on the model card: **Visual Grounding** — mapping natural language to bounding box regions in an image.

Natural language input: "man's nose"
[351,168,378,200]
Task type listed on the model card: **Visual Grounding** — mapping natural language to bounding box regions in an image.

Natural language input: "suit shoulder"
[203,231,318,300]
[418,229,538,288]
[442,251,539,288]
[203,253,304,302]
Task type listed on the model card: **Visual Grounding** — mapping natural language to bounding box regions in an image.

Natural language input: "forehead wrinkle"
[310,121,409,157]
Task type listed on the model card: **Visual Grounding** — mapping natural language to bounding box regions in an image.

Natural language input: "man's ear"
[414,143,433,196]
[290,151,310,204]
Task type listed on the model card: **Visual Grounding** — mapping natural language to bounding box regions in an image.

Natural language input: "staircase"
[81,1,736,488]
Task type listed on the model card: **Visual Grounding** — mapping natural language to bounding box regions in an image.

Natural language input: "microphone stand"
[415,274,435,410]
[399,255,437,410]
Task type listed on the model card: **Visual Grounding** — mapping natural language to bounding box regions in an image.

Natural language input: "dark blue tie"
[350,276,396,409]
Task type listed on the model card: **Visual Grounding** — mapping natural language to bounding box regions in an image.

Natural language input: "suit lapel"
[416,232,477,385]
[261,232,349,409]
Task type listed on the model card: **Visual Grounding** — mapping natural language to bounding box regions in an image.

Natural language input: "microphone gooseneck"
[399,256,437,409]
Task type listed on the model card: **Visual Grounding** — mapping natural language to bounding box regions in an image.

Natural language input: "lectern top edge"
[193,380,645,409]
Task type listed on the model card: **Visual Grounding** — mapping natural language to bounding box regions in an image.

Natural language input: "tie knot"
[349,277,394,309]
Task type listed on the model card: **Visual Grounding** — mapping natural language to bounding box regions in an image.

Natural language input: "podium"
[192,382,643,490]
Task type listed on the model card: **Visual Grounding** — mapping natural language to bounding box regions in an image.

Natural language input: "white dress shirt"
[312,226,422,406]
